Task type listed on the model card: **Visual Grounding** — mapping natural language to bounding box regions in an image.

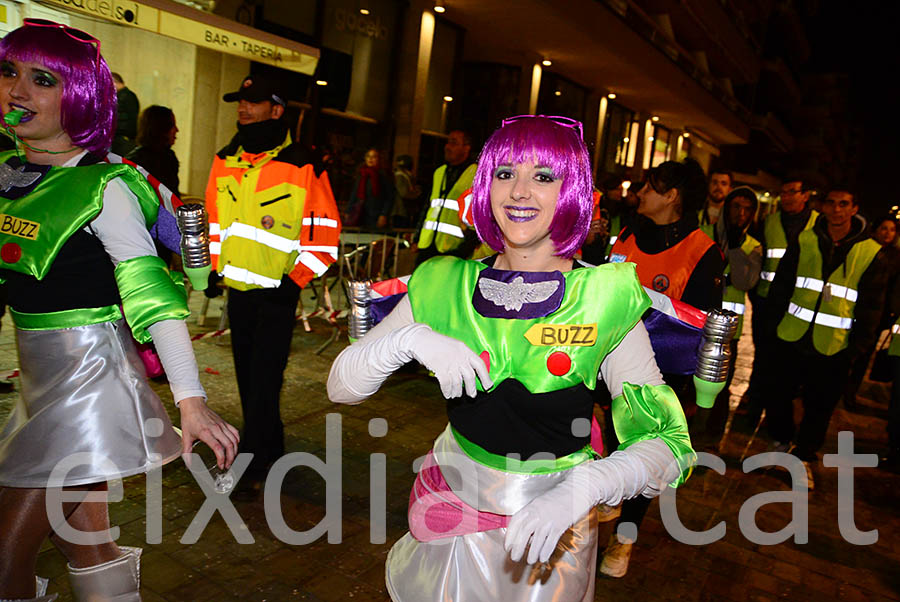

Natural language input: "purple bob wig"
[0,23,116,154]
[471,116,593,258]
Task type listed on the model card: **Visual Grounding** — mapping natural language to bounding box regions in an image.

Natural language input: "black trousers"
[227,277,301,476]
[890,357,900,453]
[745,292,773,418]
[763,339,850,460]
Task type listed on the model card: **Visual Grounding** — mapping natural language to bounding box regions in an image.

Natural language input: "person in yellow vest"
[414,129,478,265]
[698,168,733,228]
[696,187,761,451]
[206,73,341,498]
[740,177,818,420]
[762,186,890,489]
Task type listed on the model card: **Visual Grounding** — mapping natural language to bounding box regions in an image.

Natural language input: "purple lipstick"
[505,206,538,222]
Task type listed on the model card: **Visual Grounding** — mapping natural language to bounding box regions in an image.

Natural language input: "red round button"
[1,242,21,264]
[547,351,571,376]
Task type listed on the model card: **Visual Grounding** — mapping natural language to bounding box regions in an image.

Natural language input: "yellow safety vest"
[757,209,818,298]
[776,231,881,355]
[721,234,761,340]
[418,163,477,253]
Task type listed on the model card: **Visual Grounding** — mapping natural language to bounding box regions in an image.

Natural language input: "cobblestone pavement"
[1,292,898,601]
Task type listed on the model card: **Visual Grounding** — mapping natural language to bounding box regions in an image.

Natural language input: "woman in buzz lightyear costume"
[0,21,238,602]
[328,115,694,601]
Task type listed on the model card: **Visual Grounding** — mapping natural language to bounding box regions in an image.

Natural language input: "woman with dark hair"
[601,158,724,577]
[126,104,180,197]
[609,158,724,310]
[328,116,693,600]
[0,21,237,601]
[345,148,393,228]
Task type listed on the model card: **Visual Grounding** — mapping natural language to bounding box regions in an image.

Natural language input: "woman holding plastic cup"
[0,20,238,601]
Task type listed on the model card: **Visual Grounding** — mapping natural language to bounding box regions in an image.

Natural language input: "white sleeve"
[327,295,415,404]
[86,176,158,266]
[146,320,206,404]
[90,177,204,404]
[598,320,665,398]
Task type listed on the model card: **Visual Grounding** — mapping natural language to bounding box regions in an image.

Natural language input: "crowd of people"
[0,17,896,602]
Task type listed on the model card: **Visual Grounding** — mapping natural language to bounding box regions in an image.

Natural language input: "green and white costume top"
[407,256,693,481]
[0,149,203,402]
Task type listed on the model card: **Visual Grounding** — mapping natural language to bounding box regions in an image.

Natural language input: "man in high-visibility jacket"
[742,178,818,419]
[206,73,341,495]
[762,187,889,489]
[697,187,761,450]
[414,130,477,265]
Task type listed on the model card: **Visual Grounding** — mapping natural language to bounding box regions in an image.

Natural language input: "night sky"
[804,2,900,216]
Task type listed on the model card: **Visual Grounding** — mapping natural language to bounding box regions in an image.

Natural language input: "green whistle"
[4,109,25,126]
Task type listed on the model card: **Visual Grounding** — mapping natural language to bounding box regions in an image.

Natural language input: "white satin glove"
[504,438,678,564]
[328,322,493,403]
[402,324,493,398]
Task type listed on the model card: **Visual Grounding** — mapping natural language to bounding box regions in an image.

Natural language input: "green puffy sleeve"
[611,382,696,486]
[115,255,189,343]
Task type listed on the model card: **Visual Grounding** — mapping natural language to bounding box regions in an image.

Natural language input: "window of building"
[596,101,635,177]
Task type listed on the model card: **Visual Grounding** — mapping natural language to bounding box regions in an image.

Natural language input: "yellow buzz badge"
[524,323,598,346]
[0,214,40,240]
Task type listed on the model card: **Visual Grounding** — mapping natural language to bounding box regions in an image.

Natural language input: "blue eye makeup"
[493,165,513,179]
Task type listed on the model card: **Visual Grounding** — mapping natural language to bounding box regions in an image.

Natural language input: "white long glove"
[504,438,679,565]
[328,322,493,403]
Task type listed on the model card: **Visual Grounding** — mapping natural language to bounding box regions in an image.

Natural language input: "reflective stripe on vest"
[767,248,786,259]
[894,324,900,334]
[222,264,283,288]
[760,270,775,282]
[423,220,464,238]
[431,197,460,211]
[794,276,858,302]
[722,301,745,314]
[608,235,617,245]
[221,221,300,254]
[786,302,852,330]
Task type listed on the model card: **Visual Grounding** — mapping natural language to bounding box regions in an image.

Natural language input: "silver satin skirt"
[0,319,182,487]
[386,425,598,601]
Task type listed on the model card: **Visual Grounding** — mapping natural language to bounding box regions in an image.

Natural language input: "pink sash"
[408,451,508,542]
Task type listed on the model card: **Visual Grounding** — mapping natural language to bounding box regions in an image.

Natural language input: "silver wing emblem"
[478,276,560,311]
[0,162,41,192]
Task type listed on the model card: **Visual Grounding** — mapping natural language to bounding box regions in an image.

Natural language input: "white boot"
[0,576,58,601]
[67,546,142,602]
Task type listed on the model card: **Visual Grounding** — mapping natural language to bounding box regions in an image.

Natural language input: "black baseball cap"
[223,73,286,106]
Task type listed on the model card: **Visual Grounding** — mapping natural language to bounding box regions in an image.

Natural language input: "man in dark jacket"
[762,186,890,489]
[111,72,139,156]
